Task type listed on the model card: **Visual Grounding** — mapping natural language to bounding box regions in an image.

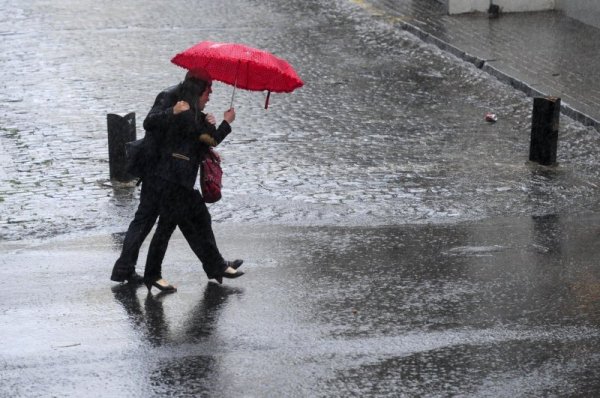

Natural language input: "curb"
[398,21,600,131]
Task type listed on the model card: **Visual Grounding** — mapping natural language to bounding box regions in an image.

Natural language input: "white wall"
[441,0,600,29]
[447,0,487,14]
[447,0,555,14]
[557,0,600,29]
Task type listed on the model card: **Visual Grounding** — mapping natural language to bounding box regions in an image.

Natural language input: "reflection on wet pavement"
[2,219,600,396]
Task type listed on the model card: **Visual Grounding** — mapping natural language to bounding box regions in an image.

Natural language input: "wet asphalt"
[2,218,600,397]
[2,0,600,396]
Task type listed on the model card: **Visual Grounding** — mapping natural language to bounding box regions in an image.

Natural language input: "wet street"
[2,0,600,396]
[3,219,600,396]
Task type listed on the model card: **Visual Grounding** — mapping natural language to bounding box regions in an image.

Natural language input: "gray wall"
[557,0,600,29]
[437,0,600,29]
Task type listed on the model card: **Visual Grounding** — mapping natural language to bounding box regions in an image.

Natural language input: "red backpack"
[200,148,223,203]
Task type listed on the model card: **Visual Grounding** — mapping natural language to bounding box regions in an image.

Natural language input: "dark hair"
[178,76,208,115]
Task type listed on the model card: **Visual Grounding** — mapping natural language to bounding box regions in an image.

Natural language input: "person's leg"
[143,216,177,284]
[178,218,227,277]
[172,186,227,276]
[190,190,218,247]
[111,177,160,282]
[186,190,244,277]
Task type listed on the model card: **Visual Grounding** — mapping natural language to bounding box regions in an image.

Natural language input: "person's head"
[180,69,213,111]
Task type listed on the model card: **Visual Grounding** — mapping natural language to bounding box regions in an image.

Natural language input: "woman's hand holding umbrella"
[224,108,235,124]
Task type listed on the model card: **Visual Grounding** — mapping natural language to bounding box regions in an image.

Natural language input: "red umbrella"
[171,41,303,109]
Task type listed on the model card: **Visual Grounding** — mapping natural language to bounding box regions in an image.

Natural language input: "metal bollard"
[107,112,136,181]
[488,3,500,18]
[529,97,560,166]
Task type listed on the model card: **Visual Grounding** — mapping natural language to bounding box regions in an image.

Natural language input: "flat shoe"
[111,271,144,285]
[126,272,145,285]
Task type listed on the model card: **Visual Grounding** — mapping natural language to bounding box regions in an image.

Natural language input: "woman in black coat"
[143,72,243,292]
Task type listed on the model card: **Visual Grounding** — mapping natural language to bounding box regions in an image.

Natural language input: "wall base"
[447,0,555,14]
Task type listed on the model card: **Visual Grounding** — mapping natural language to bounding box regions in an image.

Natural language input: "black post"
[529,97,560,166]
[488,3,500,18]
[107,112,136,181]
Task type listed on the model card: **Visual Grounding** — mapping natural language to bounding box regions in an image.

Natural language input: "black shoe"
[208,260,244,284]
[222,270,244,279]
[226,259,244,270]
[208,274,224,284]
[207,268,244,285]
[145,279,177,293]
[111,271,144,285]
[126,272,144,285]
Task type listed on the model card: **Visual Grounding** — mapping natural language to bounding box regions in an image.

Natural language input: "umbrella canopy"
[171,41,303,108]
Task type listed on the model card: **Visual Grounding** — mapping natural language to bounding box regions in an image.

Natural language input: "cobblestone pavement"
[1,0,600,241]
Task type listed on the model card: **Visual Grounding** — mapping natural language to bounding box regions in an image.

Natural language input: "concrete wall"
[557,0,600,29]
[447,0,555,14]
[439,0,600,29]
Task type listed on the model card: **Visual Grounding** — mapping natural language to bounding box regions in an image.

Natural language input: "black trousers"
[143,179,226,283]
[111,176,170,280]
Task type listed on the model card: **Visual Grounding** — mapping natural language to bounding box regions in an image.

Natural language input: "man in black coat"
[109,85,177,284]
[110,70,240,285]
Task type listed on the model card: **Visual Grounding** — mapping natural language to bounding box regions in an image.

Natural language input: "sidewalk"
[360,0,600,129]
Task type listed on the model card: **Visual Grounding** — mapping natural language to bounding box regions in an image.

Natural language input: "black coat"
[143,84,231,190]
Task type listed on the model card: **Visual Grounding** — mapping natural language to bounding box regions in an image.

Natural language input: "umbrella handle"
[230,84,237,109]
[230,60,240,109]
